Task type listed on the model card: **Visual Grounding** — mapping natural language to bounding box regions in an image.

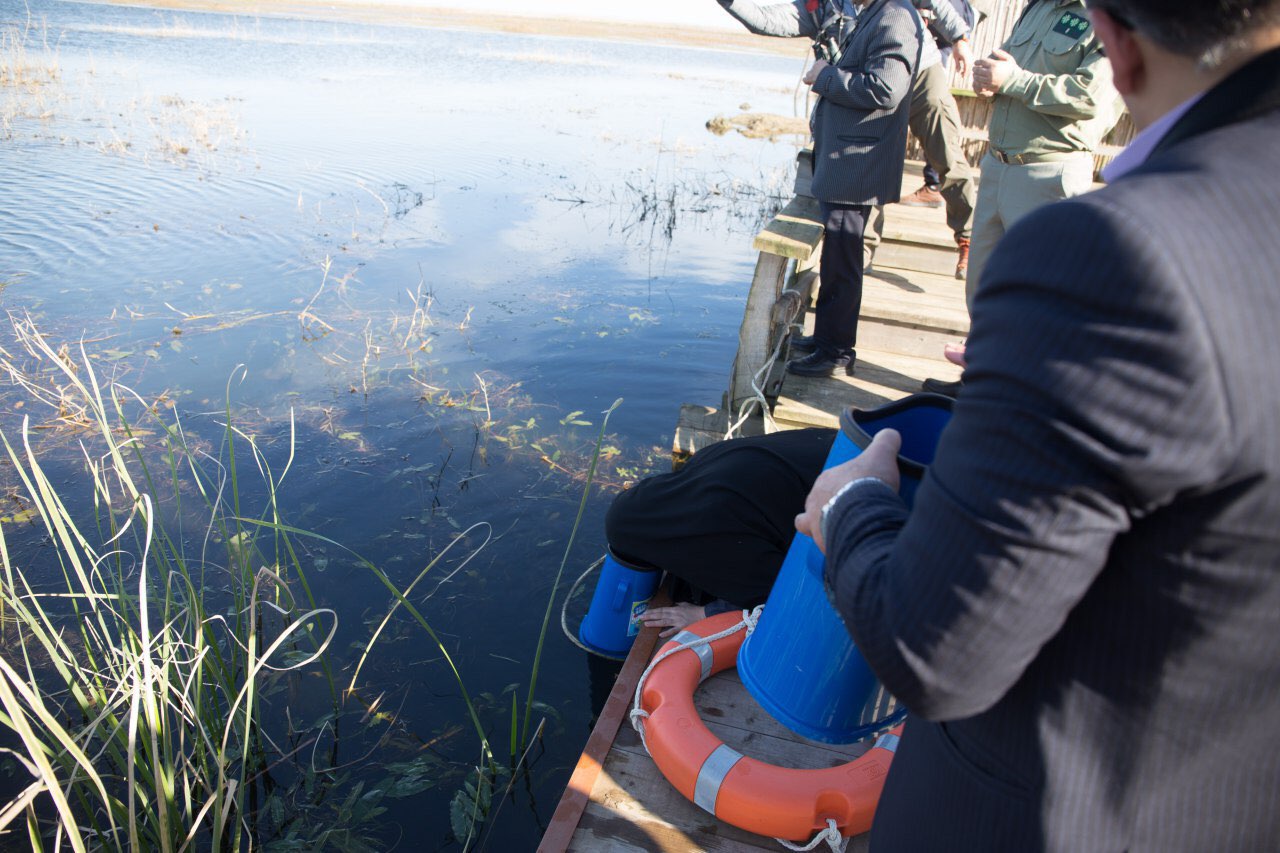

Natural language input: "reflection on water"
[0,0,801,845]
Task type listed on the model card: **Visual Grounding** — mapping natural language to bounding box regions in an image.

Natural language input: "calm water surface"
[0,0,802,846]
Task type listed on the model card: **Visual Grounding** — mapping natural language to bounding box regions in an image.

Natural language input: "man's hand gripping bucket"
[737,393,954,743]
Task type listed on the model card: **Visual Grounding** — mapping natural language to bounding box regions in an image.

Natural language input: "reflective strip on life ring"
[639,610,902,842]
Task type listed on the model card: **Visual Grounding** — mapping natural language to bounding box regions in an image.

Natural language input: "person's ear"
[1091,8,1144,95]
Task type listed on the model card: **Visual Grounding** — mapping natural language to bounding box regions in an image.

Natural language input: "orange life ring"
[637,610,901,842]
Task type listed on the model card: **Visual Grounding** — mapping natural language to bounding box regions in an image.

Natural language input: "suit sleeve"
[821,198,1232,720]
[999,35,1113,119]
[814,8,920,110]
[716,0,816,39]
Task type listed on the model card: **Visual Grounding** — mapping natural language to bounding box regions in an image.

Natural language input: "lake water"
[0,0,805,847]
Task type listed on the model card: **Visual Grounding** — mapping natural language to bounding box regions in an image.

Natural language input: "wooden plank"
[792,149,814,198]
[871,240,960,277]
[572,751,872,853]
[772,349,964,430]
[751,196,823,261]
[673,404,730,466]
[855,319,967,361]
[575,797,778,852]
[861,289,970,336]
[540,592,671,853]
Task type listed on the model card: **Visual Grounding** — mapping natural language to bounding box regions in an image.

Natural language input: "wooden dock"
[540,157,966,853]
[677,154,968,459]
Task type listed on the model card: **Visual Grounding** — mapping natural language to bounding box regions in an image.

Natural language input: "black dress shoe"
[787,349,855,377]
[921,377,962,397]
[789,334,819,353]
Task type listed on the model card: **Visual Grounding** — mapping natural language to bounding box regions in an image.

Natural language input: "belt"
[989,148,1088,166]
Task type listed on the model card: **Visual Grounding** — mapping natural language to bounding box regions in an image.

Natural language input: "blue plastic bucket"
[578,549,661,657]
[737,393,954,743]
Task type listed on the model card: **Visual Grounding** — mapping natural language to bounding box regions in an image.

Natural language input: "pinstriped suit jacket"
[809,0,924,205]
[823,47,1280,851]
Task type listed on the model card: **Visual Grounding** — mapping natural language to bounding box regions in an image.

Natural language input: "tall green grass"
[0,322,347,850]
[0,315,620,849]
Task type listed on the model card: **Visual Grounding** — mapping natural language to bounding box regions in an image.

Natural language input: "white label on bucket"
[628,599,650,636]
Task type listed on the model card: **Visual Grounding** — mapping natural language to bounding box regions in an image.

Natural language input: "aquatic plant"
[0,14,62,137]
[0,323,366,850]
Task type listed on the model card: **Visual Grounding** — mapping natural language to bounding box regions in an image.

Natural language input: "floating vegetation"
[1,14,246,166]
[0,15,63,136]
[0,318,567,850]
[0,312,658,848]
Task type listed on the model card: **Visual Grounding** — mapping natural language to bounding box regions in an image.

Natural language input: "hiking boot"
[898,184,943,208]
[955,238,970,281]
[787,348,856,378]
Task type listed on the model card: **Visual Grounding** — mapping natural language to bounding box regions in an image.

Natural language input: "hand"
[803,58,829,86]
[951,37,972,78]
[641,602,706,638]
[944,341,967,368]
[795,429,902,554]
[973,48,1019,96]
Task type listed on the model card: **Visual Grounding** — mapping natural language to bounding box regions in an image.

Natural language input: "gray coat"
[809,0,924,205]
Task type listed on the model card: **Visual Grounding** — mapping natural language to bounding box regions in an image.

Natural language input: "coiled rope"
[628,605,765,753]
[776,818,849,853]
[725,292,805,439]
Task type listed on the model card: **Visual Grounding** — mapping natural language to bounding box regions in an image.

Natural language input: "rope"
[628,606,764,753]
[559,557,628,660]
[775,818,849,853]
[724,319,793,439]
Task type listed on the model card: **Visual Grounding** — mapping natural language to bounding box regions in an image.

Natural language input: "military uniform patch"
[1052,11,1091,38]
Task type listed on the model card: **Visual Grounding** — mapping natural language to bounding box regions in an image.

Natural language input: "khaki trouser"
[964,151,1095,307]
[865,61,976,257]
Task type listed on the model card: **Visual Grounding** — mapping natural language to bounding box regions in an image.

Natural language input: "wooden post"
[726,251,789,418]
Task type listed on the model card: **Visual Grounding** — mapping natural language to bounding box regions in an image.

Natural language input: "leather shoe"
[898,184,943,208]
[789,334,818,353]
[788,349,855,377]
[921,377,962,397]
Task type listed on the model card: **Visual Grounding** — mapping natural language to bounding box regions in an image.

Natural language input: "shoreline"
[93,0,811,59]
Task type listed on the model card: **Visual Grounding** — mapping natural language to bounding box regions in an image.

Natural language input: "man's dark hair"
[1088,0,1280,65]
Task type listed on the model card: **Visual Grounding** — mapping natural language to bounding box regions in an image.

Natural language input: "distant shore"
[94,0,810,59]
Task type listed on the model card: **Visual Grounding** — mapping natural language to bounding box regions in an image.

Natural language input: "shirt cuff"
[1000,66,1033,99]
[819,476,895,546]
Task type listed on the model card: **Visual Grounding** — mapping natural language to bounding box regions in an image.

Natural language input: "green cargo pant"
[964,150,1095,307]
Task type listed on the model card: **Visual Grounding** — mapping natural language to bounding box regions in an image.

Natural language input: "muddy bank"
[95,0,811,58]
[707,111,809,140]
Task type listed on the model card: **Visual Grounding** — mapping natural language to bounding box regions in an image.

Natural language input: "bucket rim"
[839,392,954,480]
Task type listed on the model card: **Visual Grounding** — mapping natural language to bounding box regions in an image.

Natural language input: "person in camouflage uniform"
[923,0,1122,396]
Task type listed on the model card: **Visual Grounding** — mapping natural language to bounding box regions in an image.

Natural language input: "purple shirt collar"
[1102,94,1203,182]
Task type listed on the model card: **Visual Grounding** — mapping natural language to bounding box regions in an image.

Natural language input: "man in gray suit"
[796,0,1280,848]
[714,0,929,377]
[791,0,924,377]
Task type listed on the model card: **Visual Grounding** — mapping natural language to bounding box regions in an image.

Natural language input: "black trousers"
[813,201,871,353]
[604,428,836,609]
